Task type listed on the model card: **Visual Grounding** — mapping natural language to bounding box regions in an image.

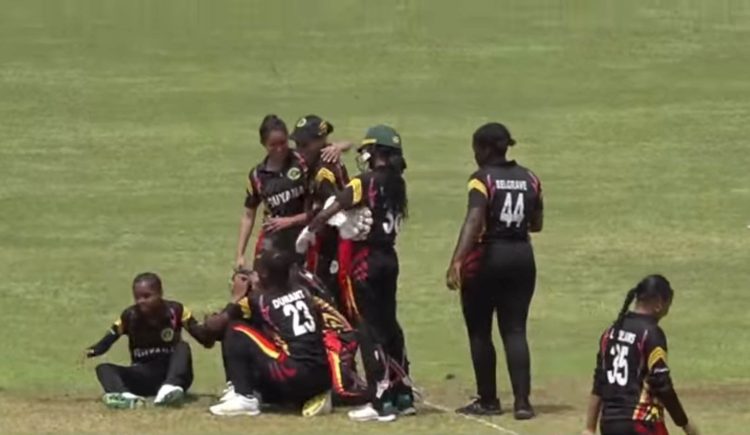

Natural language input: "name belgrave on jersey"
[271,289,306,309]
[495,180,528,191]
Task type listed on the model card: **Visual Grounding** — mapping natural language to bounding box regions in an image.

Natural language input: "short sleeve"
[337,174,366,208]
[528,170,543,211]
[114,308,130,335]
[645,327,672,393]
[181,306,193,324]
[592,330,607,395]
[244,171,261,209]
[467,174,488,209]
[314,166,338,200]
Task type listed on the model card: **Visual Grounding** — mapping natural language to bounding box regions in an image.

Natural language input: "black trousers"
[223,322,330,404]
[350,245,410,410]
[600,420,669,435]
[460,240,536,403]
[95,341,194,396]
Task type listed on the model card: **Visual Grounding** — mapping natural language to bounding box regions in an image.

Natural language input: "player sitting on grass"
[206,250,335,417]
[584,275,700,435]
[85,272,216,409]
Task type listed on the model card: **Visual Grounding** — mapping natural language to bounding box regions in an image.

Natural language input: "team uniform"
[461,161,543,403]
[306,160,351,310]
[88,301,213,397]
[221,286,332,404]
[245,150,310,259]
[336,169,411,410]
[592,313,675,435]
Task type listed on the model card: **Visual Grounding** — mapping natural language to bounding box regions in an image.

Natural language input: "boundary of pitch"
[422,400,521,435]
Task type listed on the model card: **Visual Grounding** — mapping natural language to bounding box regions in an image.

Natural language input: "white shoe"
[154,384,184,406]
[219,389,239,403]
[219,382,236,403]
[347,403,397,422]
[210,394,260,417]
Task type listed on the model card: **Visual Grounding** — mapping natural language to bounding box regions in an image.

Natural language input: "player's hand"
[264,216,294,233]
[83,348,96,362]
[234,255,246,270]
[446,261,462,291]
[295,227,316,254]
[321,141,353,163]
[321,143,343,163]
[683,422,700,435]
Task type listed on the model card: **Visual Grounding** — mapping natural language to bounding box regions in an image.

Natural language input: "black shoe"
[513,400,535,420]
[455,398,502,416]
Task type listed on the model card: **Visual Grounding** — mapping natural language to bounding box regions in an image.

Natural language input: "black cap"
[473,122,516,148]
[290,115,334,144]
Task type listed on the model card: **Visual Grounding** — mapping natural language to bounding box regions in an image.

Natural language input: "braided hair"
[370,145,408,219]
[614,274,674,329]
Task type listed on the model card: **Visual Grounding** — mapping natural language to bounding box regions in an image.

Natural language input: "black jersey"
[592,313,673,424]
[245,150,309,218]
[337,169,403,246]
[310,160,349,259]
[234,286,327,366]
[467,161,542,242]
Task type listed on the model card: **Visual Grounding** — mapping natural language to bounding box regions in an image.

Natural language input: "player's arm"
[321,141,354,163]
[529,172,544,233]
[86,313,126,358]
[181,307,216,349]
[204,297,253,336]
[645,328,698,435]
[307,175,363,233]
[446,176,487,289]
[585,344,606,434]
[236,175,261,267]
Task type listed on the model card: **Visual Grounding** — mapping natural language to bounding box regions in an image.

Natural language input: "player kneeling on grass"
[583,275,700,435]
[85,272,216,408]
[207,250,333,417]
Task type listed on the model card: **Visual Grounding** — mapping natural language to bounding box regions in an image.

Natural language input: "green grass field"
[2,1,750,433]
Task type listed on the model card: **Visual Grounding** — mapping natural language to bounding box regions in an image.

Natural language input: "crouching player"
[584,275,700,435]
[85,272,216,408]
[207,251,333,417]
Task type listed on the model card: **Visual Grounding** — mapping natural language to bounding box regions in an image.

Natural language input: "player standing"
[583,275,700,435]
[290,114,352,311]
[234,115,310,268]
[446,122,542,419]
[296,125,412,422]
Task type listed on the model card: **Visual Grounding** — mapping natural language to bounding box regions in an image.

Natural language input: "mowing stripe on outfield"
[423,400,520,435]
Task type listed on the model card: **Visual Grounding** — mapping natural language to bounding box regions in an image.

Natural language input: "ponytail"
[371,145,408,219]
[614,274,674,329]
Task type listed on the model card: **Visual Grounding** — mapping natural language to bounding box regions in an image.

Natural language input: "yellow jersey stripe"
[347,178,363,205]
[114,318,124,335]
[238,297,252,319]
[234,326,280,359]
[315,167,336,185]
[468,178,488,197]
[648,347,667,370]
[181,308,193,323]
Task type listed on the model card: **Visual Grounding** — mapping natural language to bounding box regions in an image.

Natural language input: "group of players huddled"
[85,116,701,434]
